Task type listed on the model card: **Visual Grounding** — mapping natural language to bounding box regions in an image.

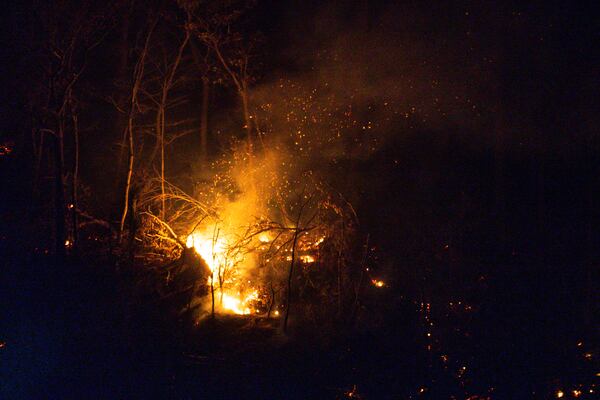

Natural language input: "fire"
[186,226,254,315]
[221,291,259,315]
[186,230,232,272]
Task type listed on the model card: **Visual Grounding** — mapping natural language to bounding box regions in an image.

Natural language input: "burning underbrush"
[131,143,358,329]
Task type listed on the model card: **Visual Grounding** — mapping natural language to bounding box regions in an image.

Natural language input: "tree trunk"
[210,274,215,318]
[119,19,157,242]
[120,114,135,240]
[337,219,345,318]
[53,125,66,261]
[114,6,131,188]
[160,103,166,218]
[240,85,254,157]
[71,113,79,254]
[284,197,309,333]
[200,77,209,164]
[283,228,299,334]
[158,30,190,218]
[267,282,275,318]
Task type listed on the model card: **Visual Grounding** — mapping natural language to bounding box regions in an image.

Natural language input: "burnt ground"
[2,254,598,399]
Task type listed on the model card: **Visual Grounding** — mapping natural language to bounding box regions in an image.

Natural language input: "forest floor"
[2,256,598,399]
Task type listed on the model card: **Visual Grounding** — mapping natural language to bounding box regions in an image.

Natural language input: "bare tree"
[182,1,260,153]
[28,1,110,257]
[154,22,191,218]
[119,17,158,242]
[189,39,211,164]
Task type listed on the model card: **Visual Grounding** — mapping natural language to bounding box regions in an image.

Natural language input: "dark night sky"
[0,0,598,256]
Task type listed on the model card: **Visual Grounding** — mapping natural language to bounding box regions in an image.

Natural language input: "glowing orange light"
[556,390,564,398]
[186,228,254,315]
[371,279,385,287]
[300,255,315,263]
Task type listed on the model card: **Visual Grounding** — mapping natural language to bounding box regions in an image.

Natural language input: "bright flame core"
[185,220,326,316]
[186,231,230,272]
[186,228,254,315]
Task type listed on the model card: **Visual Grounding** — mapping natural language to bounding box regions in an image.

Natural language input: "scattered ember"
[0,141,14,156]
[345,384,362,399]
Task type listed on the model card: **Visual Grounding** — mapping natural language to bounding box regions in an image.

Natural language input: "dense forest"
[1,1,598,398]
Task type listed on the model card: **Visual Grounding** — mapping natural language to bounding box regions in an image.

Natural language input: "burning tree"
[133,136,357,331]
[97,0,386,333]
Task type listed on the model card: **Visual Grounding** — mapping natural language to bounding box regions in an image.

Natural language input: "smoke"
[186,1,510,262]
[249,1,498,163]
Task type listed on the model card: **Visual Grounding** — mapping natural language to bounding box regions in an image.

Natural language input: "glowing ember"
[300,254,315,263]
[372,279,385,287]
[556,389,564,398]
